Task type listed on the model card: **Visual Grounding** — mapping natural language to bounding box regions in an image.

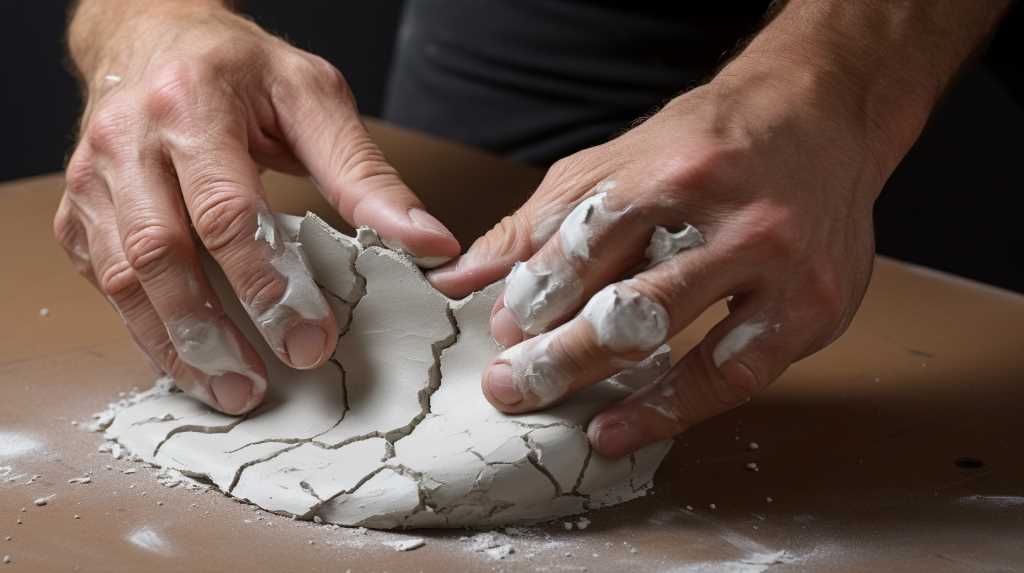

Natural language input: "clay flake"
[99,213,674,528]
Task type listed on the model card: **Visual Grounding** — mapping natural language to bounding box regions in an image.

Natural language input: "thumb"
[427,159,603,298]
[271,54,461,267]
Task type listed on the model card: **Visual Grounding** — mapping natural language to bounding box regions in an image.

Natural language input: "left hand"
[429,67,887,458]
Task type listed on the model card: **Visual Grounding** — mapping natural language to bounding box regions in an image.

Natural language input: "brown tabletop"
[2,121,1022,572]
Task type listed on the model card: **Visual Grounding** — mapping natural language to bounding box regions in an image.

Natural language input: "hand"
[430,66,884,458]
[55,4,460,415]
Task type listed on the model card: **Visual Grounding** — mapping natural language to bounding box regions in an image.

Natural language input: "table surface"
[2,120,1023,573]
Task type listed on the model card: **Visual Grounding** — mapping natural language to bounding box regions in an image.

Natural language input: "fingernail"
[210,373,255,415]
[408,208,456,239]
[285,323,328,369]
[589,420,643,457]
[491,307,524,348]
[485,363,522,405]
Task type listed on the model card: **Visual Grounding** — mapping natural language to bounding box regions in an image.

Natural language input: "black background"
[1,2,1020,292]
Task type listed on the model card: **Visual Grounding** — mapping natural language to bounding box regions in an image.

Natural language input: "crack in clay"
[152,418,249,458]
[226,443,304,494]
[129,414,179,426]
[522,435,563,496]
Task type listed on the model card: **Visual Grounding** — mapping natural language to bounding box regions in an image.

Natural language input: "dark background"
[1,1,1021,292]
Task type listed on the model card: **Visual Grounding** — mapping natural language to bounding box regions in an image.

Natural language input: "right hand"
[55,5,461,415]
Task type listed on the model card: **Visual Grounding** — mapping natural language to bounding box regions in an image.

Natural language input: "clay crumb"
[73,514,80,520]
[2,555,10,564]
[4,537,10,541]
[748,442,760,450]
[39,307,50,317]
[685,505,694,511]
[766,497,774,503]
[746,462,759,472]
[575,517,591,530]
[122,468,137,475]
[484,545,514,560]
[709,503,718,510]
[33,495,55,507]
[383,538,425,552]
[67,476,91,485]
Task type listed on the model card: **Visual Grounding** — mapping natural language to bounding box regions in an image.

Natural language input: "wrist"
[69,0,234,90]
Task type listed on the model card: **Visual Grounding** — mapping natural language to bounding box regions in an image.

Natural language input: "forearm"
[68,0,234,86]
[717,0,1011,180]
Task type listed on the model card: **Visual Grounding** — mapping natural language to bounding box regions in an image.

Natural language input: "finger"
[426,167,607,299]
[481,245,735,413]
[60,158,261,414]
[147,86,339,371]
[490,180,707,347]
[270,54,460,267]
[101,141,271,413]
[587,296,816,458]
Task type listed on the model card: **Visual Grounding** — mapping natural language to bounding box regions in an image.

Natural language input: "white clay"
[712,321,769,367]
[645,225,705,267]
[558,189,628,261]
[499,327,574,405]
[503,260,581,335]
[99,213,674,528]
[253,211,277,249]
[244,215,330,355]
[580,282,668,353]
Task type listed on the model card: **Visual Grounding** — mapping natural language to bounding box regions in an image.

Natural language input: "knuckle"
[335,137,394,183]
[549,328,600,380]
[802,266,847,329]
[122,221,189,280]
[143,61,204,124]
[273,52,352,110]
[190,182,258,252]
[236,265,286,314]
[662,144,736,193]
[63,151,97,198]
[97,258,142,303]
[299,54,350,96]
[734,204,802,260]
[470,213,533,261]
[52,205,78,249]
[85,103,136,156]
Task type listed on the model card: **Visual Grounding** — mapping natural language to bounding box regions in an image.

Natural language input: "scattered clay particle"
[70,421,78,426]
[39,308,50,317]
[313,516,323,524]
[685,505,694,511]
[383,538,425,552]
[15,520,21,526]
[748,442,759,450]
[2,555,10,564]
[629,547,638,554]
[766,497,774,503]
[709,503,718,510]
[484,545,514,560]
[68,476,92,485]
[575,517,591,530]
[156,501,164,507]
[308,540,314,545]
[3,537,10,542]
[33,495,54,507]
[746,462,759,472]
[563,522,573,531]
[73,515,80,520]
[122,469,137,475]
